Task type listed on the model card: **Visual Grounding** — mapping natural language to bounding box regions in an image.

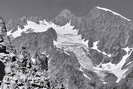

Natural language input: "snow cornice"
[96,6,131,21]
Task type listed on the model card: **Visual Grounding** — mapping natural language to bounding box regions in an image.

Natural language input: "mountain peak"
[59,9,72,17]
[53,9,75,26]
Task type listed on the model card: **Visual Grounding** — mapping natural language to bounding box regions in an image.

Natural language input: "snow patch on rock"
[91,41,112,57]
[93,42,133,83]
[7,19,57,38]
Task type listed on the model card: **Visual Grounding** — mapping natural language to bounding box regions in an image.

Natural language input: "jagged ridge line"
[96,6,131,21]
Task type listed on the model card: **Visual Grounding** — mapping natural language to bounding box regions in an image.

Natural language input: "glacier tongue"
[52,21,93,70]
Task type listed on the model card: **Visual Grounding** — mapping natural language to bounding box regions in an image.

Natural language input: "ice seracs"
[96,6,131,21]
[53,21,89,49]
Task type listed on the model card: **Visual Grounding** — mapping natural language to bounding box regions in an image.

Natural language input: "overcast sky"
[0,0,132,20]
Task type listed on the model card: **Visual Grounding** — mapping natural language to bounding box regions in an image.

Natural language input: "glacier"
[5,8,133,84]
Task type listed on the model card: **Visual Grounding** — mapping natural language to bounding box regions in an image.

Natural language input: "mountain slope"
[3,6,133,89]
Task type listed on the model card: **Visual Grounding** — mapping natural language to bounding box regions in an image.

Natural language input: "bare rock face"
[0,61,5,81]
[12,28,57,58]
